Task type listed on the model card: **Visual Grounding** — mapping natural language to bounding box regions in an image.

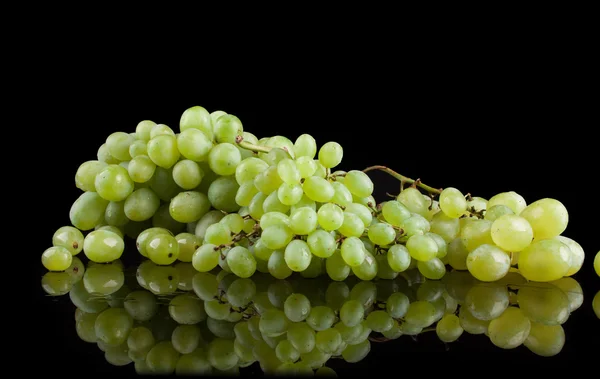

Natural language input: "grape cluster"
[41,104,597,291]
[43,258,592,376]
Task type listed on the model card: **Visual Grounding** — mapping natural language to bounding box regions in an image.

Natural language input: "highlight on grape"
[40,105,598,374]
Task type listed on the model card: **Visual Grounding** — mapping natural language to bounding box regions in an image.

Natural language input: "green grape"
[284,240,313,272]
[275,340,300,363]
[439,187,467,218]
[147,134,180,169]
[367,222,395,246]
[386,292,409,318]
[288,207,317,235]
[417,257,446,280]
[317,203,344,231]
[277,183,304,206]
[65,256,85,283]
[315,328,342,354]
[83,263,124,295]
[447,237,469,270]
[219,214,244,235]
[203,299,231,320]
[465,244,510,282]
[83,230,124,263]
[553,236,585,276]
[307,306,336,331]
[254,165,283,194]
[146,341,180,374]
[174,233,200,262]
[94,307,133,346]
[135,227,171,257]
[405,301,438,328]
[467,196,487,213]
[325,251,351,281]
[352,251,378,280]
[227,278,256,307]
[343,170,373,198]
[291,194,317,213]
[260,212,290,230]
[135,120,156,141]
[518,239,571,282]
[340,237,366,267]
[436,314,463,343]
[123,291,157,321]
[487,191,527,214]
[171,160,203,190]
[381,200,411,227]
[106,131,134,161]
[337,212,364,237]
[430,212,460,243]
[52,226,84,256]
[484,204,514,222]
[180,106,212,137]
[339,300,364,327]
[146,234,180,265]
[169,293,206,324]
[70,191,109,230]
[330,182,352,207]
[307,230,336,258]
[293,134,317,158]
[313,161,327,178]
[277,158,300,184]
[595,251,600,277]
[524,322,565,357]
[406,234,438,261]
[268,250,293,279]
[263,190,290,213]
[347,203,375,229]
[150,124,175,138]
[235,321,258,348]
[491,215,533,252]
[97,143,120,164]
[104,201,129,227]
[366,310,393,333]
[387,244,411,272]
[214,114,243,143]
[226,246,257,278]
[118,161,129,171]
[194,210,225,239]
[238,132,259,160]
[169,191,210,223]
[303,176,334,203]
[122,188,159,222]
[400,213,430,237]
[517,283,570,325]
[464,284,509,320]
[397,188,429,216]
[259,308,289,337]
[261,224,293,250]
[208,143,241,176]
[318,142,343,168]
[551,277,583,312]
[94,164,134,202]
[296,156,317,178]
[127,326,155,353]
[248,192,267,219]
[41,271,72,295]
[69,279,109,313]
[426,232,447,258]
[128,140,147,158]
[460,219,493,252]
[236,181,259,207]
[235,157,268,185]
[519,198,568,240]
[341,339,370,363]
[75,311,99,342]
[284,293,312,322]
[208,176,241,213]
[458,306,489,334]
[75,160,107,192]
[176,128,213,162]
[95,225,123,239]
[488,306,531,349]
[126,155,155,183]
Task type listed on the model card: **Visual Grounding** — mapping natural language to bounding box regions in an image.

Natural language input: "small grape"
[439,187,467,219]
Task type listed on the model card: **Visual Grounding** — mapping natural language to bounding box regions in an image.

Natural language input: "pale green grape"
[123,188,160,221]
[430,212,460,243]
[194,210,225,239]
[317,203,344,231]
[339,300,364,327]
[226,246,257,278]
[553,236,585,276]
[261,225,293,250]
[296,156,317,178]
[345,203,372,228]
[95,308,133,346]
[214,114,243,143]
[417,257,446,280]
[97,143,120,164]
[337,212,364,237]
[152,204,185,233]
[146,234,180,265]
[447,237,469,270]
[128,140,147,158]
[458,306,489,335]
[466,244,511,282]
[467,196,487,213]
[425,232,447,258]
[518,239,571,282]
[260,212,290,229]
[397,188,429,216]
[291,194,317,213]
[146,341,180,374]
[259,308,289,337]
[70,192,109,231]
[275,340,300,363]
[487,306,531,349]
[248,192,267,219]
[41,272,72,295]
[235,157,269,185]
[263,191,290,214]
[83,263,124,295]
[289,207,318,235]
[220,214,244,235]
[208,143,241,176]
[175,233,200,262]
[236,181,260,206]
[268,250,293,279]
[460,219,493,252]
[238,132,259,160]
[326,251,351,281]
[225,277,256,307]
[135,227,171,257]
[147,134,180,169]
[386,244,411,272]
[400,213,430,236]
[340,237,366,267]
[367,222,395,246]
[519,198,568,240]
[135,120,156,141]
[303,176,334,202]
[106,131,135,161]
[439,187,467,218]
[465,284,509,320]
[172,160,203,189]
[75,160,107,192]
[330,182,352,207]
[277,158,301,184]
[254,165,283,194]
[316,328,342,354]
[436,314,463,343]
[169,293,206,324]
[127,155,156,183]
[83,230,124,263]
[180,105,213,139]
[524,322,565,357]
[284,293,312,322]
[124,291,158,321]
[277,183,303,206]
[313,161,327,178]
[284,240,313,272]
[307,306,336,331]
[491,215,533,252]
[94,164,134,202]
[341,339,370,363]
[52,226,84,256]
[204,299,231,320]
[487,191,526,214]
[343,170,373,198]
[386,292,409,318]
[406,234,438,261]
[318,142,343,168]
[294,134,317,158]
[484,204,514,222]
[177,128,213,163]
[208,176,241,213]
[366,310,393,332]
[307,230,336,258]
[150,124,175,138]
[352,251,378,280]
[169,191,211,223]
[517,283,570,325]
[405,301,438,328]
[381,200,411,227]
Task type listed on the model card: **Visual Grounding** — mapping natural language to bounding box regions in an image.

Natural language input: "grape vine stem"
[362,165,443,195]
[235,135,292,158]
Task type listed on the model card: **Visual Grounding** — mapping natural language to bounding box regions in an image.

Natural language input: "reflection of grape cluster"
[39,104,598,286]
[43,258,587,376]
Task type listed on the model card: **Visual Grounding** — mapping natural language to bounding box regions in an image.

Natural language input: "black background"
[29,40,598,376]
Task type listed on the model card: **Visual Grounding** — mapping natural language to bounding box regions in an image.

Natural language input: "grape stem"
[362,165,443,195]
[214,228,261,252]
[235,135,292,157]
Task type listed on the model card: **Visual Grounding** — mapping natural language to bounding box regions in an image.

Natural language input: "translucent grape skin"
[226,246,257,278]
[518,239,571,282]
[41,246,73,271]
[491,215,533,252]
[95,164,135,202]
[344,171,374,198]
[75,160,107,192]
[466,244,511,282]
[439,187,467,218]
[52,226,84,255]
[83,230,125,263]
[318,141,343,169]
[519,198,569,240]
[70,192,109,231]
